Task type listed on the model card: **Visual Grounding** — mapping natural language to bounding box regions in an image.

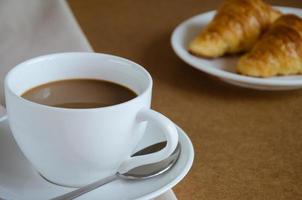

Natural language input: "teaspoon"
[51,141,181,200]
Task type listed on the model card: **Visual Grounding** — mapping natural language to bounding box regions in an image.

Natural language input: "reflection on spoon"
[0,105,7,122]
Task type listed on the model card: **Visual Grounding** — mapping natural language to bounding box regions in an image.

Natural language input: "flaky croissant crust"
[237,14,302,77]
[188,0,281,58]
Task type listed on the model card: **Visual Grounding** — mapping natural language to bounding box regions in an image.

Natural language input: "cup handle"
[118,109,179,174]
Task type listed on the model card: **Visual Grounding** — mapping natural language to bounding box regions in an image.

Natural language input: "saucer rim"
[134,125,194,200]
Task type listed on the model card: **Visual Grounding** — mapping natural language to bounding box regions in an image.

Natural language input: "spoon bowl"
[120,141,181,180]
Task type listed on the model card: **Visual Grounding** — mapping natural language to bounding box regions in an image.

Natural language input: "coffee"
[21,79,137,109]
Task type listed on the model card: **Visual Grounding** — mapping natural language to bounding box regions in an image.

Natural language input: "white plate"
[0,119,194,200]
[171,6,302,90]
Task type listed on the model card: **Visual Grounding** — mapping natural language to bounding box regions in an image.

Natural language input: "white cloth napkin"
[0,0,176,199]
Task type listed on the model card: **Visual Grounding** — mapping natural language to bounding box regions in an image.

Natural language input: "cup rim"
[5,52,153,112]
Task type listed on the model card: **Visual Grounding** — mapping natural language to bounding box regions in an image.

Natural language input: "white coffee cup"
[4,52,178,187]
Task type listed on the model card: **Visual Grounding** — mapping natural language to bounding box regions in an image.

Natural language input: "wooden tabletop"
[68,1,302,199]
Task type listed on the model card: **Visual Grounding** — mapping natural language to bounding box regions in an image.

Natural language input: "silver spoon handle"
[50,174,118,200]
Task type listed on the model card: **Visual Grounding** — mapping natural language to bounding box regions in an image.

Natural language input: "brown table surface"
[68,0,302,199]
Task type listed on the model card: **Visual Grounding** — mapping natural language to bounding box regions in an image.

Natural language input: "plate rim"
[171,6,302,87]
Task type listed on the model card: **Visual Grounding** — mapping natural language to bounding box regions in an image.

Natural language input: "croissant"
[188,0,281,58]
[237,14,302,77]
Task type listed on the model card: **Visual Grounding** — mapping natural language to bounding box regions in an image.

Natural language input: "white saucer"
[0,119,194,200]
[171,6,302,90]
